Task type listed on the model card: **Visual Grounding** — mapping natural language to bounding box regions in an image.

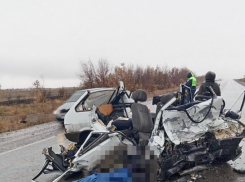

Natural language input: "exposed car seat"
[156,93,176,116]
[111,119,133,130]
[96,104,124,125]
[131,89,154,146]
[106,117,133,137]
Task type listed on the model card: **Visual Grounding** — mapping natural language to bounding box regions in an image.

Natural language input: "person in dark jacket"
[197,71,221,96]
[185,72,197,103]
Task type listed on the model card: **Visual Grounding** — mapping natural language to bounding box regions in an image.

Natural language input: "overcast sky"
[0,0,245,89]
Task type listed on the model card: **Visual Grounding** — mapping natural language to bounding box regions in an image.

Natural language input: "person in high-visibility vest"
[185,72,197,102]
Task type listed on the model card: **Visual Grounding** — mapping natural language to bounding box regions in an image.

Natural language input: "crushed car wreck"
[32,82,245,182]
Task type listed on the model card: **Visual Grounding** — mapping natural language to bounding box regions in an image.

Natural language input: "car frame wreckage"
[32,81,245,182]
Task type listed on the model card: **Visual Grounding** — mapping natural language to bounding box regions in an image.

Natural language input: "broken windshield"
[76,90,115,112]
[85,90,115,107]
[66,91,86,103]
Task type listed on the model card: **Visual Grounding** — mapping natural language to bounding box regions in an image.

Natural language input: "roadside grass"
[0,99,64,133]
[0,99,63,116]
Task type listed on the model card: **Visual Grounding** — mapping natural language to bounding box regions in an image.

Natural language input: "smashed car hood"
[162,97,229,144]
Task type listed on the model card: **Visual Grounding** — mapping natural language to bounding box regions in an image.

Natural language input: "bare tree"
[79,60,96,88]
[32,79,47,103]
[134,65,143,89]
[32,80,40,89]
[125,64,135,91]
[96,59,111,87]
[77,59,203,93]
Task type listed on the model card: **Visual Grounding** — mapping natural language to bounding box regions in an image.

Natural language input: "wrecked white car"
[62,81,137,143]
[32,84,245,182]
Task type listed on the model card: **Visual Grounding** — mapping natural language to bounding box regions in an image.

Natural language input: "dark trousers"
[185,88,196,103]
[189,88,196,102]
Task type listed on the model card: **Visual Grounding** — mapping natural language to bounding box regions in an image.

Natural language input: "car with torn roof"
[63,81,136,142]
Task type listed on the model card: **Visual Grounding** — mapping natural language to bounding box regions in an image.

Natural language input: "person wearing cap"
[185,72,197,103]
[197,71,221,96]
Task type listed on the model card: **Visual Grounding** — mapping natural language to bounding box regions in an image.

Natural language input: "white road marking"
[0,133,64,156]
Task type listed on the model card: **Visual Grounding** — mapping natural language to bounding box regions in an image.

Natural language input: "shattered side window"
[76,90,115,112]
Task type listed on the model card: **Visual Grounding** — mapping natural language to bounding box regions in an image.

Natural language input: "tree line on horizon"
[0,59,205,104]
[79,59,204,92]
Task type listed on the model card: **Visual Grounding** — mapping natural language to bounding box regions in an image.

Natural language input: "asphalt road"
[0,79,245,182]
[197,79,245,182]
